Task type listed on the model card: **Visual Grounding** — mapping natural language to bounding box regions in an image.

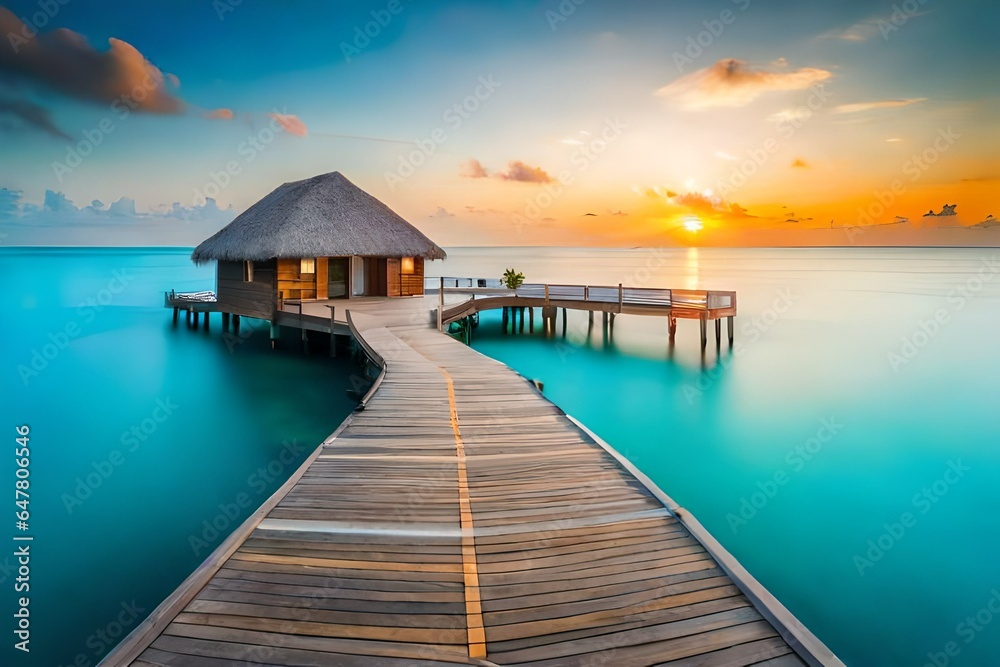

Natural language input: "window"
[243,260,254,282]
[401,257,415,274]
[300,258,316,274]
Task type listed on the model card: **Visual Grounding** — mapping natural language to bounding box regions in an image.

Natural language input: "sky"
[0,0,998,247]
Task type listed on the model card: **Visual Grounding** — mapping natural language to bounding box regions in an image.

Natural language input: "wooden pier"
[107,296,841,666]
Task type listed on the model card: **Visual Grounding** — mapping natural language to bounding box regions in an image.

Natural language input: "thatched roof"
[192,172,446,262]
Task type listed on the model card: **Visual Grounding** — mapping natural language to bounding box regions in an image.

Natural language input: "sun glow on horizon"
[683,217,704,232]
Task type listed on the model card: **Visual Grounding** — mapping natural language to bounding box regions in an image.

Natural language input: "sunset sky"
[0,0,997,246]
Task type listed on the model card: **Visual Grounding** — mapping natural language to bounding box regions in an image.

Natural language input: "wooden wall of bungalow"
[215,256,425,319]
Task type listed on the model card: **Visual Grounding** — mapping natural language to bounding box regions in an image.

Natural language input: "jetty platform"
[106,293,842,666]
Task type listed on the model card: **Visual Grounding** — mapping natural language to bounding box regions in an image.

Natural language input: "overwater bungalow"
[188,171,447,320]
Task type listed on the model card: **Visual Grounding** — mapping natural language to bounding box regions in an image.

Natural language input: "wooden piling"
[519,307,526,333]
[715,319,722,347]
[728,316,735,345]
[668,315,677,342]
[528,307,534,333]
[502,307,508,334]
[233,315,241,333]
[561,307,567,336]
[699,316,707,349]
[172,307,178,325]
[328,306,337,357]
[222,312,230,331]
[270,322,279,350]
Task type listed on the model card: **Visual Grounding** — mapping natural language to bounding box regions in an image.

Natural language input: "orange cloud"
[461,159,490,178]
[657,58,832,109]
[203,108,235,120]
[496,161,552,183]
[461,159,553,183]
[268,112,308,136]
[0,8,183,113]
[792,158,810,168]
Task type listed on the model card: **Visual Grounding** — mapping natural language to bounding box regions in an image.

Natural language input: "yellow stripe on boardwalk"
[438,367,487,660]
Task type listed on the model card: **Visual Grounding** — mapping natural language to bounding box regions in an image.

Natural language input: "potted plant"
[502,268,525,290]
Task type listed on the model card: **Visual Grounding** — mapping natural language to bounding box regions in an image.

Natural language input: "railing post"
[618,283,623,313]
[438,276,444,331]
[544,284,550,306]
[584,286,589,302]
[328,305,336,357]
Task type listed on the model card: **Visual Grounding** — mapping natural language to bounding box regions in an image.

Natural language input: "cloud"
[0,188,22,217]
[0,98,71,138]
[657,58,832,109]
[639,186,756,222]
[833,98,926,114]
[792,158,810,168]
[429,207,455,218]
[496,161,552,183]
[460,159,490,179]
[0,8,183,113]
[204,108,235,120]
[461,159,553,183]
[268,113,307,136]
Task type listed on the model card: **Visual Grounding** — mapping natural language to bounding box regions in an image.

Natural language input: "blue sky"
[1,0,998,245]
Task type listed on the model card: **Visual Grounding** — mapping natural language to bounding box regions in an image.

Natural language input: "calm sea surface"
[1,247,358,667]
[435,246,1000,667]
[2,246,999,667]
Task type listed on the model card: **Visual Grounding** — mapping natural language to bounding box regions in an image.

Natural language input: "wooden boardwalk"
[103,310,840,666]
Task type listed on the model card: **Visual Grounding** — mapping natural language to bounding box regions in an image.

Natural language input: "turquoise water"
[1,248,358,667]
[437,247,1000,667]
[3,246,998,667]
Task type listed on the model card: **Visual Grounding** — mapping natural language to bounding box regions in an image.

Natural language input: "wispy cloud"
[833,98,927,114]
[792,158,810,168]
[657,58,832,109]
[268,113,308,136]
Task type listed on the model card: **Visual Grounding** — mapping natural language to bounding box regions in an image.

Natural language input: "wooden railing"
[345,310,387,411]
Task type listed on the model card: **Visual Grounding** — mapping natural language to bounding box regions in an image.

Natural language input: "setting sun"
[683,217,704,233]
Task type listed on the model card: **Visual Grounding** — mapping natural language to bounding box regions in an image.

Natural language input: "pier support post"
[172,307,178,325]
[602,312,609,333]
[668,316,677,342]
[233,315,241,333]
[727,316,734,346]
[193,312,200,327]
[528,307,534,333]
[609,313,616,336]
[561,308,567,336]
[502,307,508,334]
[302,327,309,354]
[328,306,337,357]
[519,307,526,333]
[270,322,279,350]
[222,312,230,331]
[699,317,707,349]
[715,319,722,347]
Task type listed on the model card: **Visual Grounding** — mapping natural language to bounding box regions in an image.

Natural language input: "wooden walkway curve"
[102,309,841,667]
